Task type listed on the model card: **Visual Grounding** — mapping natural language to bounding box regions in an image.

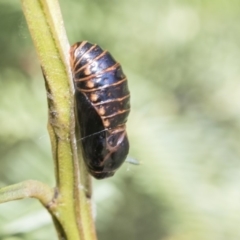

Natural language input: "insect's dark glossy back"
[70,41,130,179]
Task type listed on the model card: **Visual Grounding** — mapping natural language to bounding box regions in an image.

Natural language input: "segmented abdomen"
[70,41,130,179]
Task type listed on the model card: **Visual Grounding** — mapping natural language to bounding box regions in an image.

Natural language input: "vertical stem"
[21,0,97,239]
[21,0,80,238]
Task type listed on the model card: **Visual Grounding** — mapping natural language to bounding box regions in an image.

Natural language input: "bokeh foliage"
[1,0,240,239]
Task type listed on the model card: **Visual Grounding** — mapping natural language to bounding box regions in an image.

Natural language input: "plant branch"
[20,0,97,239]
[0,180,54,206]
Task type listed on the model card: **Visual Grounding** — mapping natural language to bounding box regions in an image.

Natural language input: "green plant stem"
[20,0,97,239]
[21,1,80,238]
[0,180,53,206]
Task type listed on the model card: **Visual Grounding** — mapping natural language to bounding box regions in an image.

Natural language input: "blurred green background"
[1,0,240,239]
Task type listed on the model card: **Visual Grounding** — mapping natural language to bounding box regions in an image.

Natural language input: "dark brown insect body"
[70,41,130,179]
